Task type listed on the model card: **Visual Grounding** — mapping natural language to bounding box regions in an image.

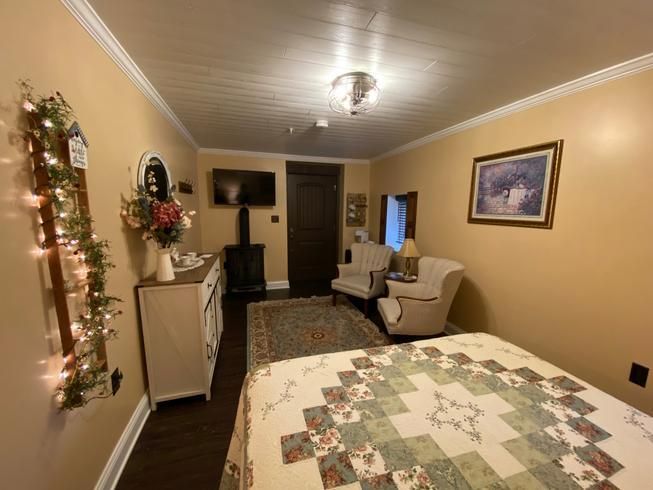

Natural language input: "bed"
[220,333,651,489]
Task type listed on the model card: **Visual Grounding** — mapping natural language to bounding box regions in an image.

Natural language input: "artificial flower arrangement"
[121,175,195,249]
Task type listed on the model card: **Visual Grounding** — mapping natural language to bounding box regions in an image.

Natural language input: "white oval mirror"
[137,151,172,201]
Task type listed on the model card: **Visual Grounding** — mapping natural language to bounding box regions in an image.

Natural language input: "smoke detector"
[315,119,329,128]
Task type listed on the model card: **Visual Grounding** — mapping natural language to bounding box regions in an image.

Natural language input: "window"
[384,194,406,251]
[396,195,407,244]
[380,192,416,251]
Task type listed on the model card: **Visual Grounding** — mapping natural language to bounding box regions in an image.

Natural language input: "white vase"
[156,248,175,282]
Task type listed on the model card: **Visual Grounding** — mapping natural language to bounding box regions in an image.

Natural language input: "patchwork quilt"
[220,333,652,489]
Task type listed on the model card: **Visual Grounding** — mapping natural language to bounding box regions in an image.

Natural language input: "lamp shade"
[397,238,421,258]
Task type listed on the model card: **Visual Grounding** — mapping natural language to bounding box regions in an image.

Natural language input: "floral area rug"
[247,296,392,370]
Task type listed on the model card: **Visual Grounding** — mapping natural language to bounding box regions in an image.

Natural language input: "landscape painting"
[468,140,563,228]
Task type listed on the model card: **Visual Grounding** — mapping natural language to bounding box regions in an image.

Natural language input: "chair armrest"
[368,268,388,296]
[336,262,359,278]
[386,281,419,299]
[396,295,440,322]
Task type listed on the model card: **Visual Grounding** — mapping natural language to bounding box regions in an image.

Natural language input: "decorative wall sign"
[67,121,89,169]
[346,193,367,227]
[468,140,563,229]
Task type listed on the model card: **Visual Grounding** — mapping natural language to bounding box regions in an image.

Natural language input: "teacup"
[186,252,198,261]
[179,256,193,267]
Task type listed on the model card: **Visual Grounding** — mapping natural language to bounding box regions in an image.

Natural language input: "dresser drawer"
[201,258,221,306]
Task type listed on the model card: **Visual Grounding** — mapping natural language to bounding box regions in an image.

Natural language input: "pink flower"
[152,201,182,228]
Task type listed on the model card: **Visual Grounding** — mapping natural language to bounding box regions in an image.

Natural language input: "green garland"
[20,81,122,410]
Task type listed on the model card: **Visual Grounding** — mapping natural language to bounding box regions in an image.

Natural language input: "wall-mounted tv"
[212,168,276,206]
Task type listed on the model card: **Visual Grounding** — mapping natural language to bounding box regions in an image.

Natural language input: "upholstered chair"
[378,256,464,335]
[331,243,394,317]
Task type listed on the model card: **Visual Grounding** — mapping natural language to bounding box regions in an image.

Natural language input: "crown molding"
[372,52,653,162]
[61,0,199,150]
[198,147,370,165]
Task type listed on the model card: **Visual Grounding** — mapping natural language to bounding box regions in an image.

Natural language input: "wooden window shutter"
[379,194,388,244]
[406,191,418,239]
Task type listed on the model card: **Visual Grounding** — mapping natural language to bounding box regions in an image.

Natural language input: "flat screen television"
[212,168,276,206]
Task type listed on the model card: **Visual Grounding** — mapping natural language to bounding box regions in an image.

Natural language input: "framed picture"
[467,140,563,228]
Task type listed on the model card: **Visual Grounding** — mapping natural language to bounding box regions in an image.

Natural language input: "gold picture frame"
[467,140,563,229]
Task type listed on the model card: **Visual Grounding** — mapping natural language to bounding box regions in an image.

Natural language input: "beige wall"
[370,69,653,414]
[342,164,371,261]
[0,2,201,488]
[197,153,370,282]
[197,153,289,282]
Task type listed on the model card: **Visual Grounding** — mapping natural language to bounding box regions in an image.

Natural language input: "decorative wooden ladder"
[29,121,108,383]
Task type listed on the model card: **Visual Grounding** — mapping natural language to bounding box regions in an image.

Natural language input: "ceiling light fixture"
[328,72,380,116]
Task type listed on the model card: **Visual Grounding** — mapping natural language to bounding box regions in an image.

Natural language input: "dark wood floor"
[118,281,395,489]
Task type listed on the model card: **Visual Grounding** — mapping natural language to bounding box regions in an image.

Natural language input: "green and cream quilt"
[220,333,651,489]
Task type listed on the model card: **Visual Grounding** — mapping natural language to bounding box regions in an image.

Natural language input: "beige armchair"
[378,256,464,335]
[331,243,394,317]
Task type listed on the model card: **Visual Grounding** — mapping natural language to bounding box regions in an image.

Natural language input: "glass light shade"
[397,238,421,258]
[328,72,381,116]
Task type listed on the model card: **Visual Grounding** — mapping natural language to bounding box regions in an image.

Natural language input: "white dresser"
[137,253,223,410]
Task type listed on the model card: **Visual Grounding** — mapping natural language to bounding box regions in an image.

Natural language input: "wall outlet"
[629,362,649,388]
[111,367,123,395]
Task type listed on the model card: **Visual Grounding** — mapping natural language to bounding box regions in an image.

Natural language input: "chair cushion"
[377,298,400,326]
[331,274,372,298]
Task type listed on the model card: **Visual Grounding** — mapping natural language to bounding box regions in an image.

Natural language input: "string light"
[22,80,121,411]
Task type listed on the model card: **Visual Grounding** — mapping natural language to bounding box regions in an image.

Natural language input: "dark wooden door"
[287,168,339,282]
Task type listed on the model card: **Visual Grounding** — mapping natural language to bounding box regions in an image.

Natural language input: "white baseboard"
[266,280,290,290]
[445,321,468,336]
[95,393,151,490]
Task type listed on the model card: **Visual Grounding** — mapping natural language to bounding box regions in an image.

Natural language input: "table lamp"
[397,238,420,277]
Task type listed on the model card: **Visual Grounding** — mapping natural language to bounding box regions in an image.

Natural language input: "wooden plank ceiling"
[89,0,653,159]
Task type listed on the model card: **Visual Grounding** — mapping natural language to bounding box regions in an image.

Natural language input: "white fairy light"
[43,119,53,128]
